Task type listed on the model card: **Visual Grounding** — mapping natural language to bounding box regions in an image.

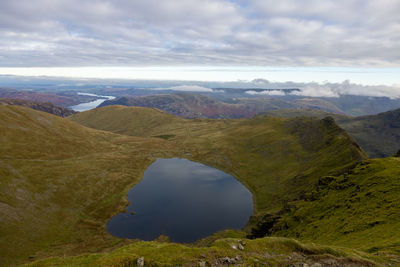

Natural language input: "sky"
[0,0,399,86]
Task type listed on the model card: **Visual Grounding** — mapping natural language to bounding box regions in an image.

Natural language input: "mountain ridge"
[1,104,368,265]
[0,98,76,117]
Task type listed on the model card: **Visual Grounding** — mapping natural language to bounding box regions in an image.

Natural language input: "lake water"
[69,92,115,112]
[107,158,253,243]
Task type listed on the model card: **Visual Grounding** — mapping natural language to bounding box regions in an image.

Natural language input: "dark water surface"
[107,158,253,243]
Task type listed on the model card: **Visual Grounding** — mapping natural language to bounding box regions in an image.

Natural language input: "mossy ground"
[25,236,381,267]
[273,157,400,256]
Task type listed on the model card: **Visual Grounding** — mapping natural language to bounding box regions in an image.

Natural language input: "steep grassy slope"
[264,108,400,158]
[69,105,185,137]
[71,106,366,213]
[0,98,76,117]
[0,105,180,265]
[1,105,368,265]
[272,157,400,256]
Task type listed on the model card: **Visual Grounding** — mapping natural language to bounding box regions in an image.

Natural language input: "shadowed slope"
[0,98,76,117]
[264,108,400,158]
[273,157,400,255]
[338,108,400,158]
[0,105,179,265]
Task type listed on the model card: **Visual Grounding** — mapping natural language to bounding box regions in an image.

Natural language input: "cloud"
[246,90,286,96]
[153,85,213,92]
[0,0,399,67]
[292,81,400,99]
[293,84,340,98]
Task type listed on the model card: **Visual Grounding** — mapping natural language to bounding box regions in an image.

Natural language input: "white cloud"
[293,84,340,98]
[246,90,286,96]
[292,81,400,99]
[153,85,213,92]
[0,0,399,67]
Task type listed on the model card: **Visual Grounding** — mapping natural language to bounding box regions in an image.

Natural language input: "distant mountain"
[264,108,400,158]
[325,95,400,116]
[0,87,100,107]
[293,98,344,114]
[0,98,76,117]
[98,93,262,118]
[98,93,345,119]
[338,108,400,158]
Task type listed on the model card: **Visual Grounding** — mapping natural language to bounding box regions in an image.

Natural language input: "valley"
[0,102,385,265]
[0,100,399,266]
[1,0,399,265]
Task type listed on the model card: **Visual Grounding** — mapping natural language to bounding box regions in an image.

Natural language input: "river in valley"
[107,158,253,243]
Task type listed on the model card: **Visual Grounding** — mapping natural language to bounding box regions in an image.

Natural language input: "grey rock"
[219,256,237,264]
[137,257,144,267]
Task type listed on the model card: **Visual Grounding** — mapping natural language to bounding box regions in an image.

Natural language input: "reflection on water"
[107,158,253,243]
[69,92,115,112]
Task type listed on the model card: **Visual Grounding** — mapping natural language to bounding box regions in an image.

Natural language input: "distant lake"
[107,158,253,243]
[69,92,115,112]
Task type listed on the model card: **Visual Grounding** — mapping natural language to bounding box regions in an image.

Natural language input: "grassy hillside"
[25,236,381,266]
[97,94,400,158]
[0,104,368,265]
[71,106,366,213]
[264,108,400,158]
[0,105,180,265]
[272,157,400,257]
[0,98,76,117]
[69,105,185,137]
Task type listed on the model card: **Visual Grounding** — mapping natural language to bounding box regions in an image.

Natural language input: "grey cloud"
[0,0,399,67]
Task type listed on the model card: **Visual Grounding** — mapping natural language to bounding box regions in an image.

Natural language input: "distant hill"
[264,108,400,158]
[0,105,175,265]
[338,108,400,158]
[0,87,100,107]
[98,93,264,118]
[293,98,344,114]
[98,93,400,158]
[0,98,76,117]
[98,93,345,119]
[8,104,400,266]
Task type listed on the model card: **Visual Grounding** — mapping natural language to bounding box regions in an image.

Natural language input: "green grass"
[0,105,372,265]
[25,236,381,267]
[264,108,400,158]
[273,157,400,255]
[71,106,366,213]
